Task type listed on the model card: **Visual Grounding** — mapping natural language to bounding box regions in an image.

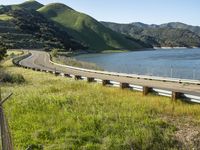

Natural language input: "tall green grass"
[1,59,200,149]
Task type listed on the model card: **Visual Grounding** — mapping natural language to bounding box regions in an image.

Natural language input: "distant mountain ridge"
[102,22,200,48]
[160,22,200,36]
[130,22,200,34]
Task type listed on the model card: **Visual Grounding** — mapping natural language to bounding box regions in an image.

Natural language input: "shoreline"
[153,46,199,49]
[58,46,200,58]
[65,48,155,57]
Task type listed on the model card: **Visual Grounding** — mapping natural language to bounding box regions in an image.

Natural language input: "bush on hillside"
[0,41,7,61]
[0,70,25,84]
[51,48,59,57]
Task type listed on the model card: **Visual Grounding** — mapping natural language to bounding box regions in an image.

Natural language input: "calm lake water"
[75,48,200,80]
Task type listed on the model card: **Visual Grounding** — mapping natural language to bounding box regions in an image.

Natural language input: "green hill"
[38,3,146,51]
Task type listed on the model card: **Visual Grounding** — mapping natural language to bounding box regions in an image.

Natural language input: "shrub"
[26,144,43,150]
[0,70,25,84]
[0,42,7,61]
[51,48,59,57]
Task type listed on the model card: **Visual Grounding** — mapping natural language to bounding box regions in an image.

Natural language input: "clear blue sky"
[1,0,200,26]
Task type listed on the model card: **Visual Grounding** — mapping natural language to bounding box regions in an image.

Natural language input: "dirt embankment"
[164,116,200,149]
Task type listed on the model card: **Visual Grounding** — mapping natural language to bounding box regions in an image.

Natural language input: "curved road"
[19,50,200,96]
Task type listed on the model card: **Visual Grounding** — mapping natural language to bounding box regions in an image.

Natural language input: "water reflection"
[75,48,200,80]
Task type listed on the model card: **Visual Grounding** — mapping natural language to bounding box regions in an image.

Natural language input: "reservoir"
[75,48,200,80]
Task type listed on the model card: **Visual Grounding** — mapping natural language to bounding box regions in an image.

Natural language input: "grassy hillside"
[38,3,146,51]
[1,54,200,149]
[11,8,84,50]
[0,19,44,49]
[0,6,84,50]
[0,14,13,20]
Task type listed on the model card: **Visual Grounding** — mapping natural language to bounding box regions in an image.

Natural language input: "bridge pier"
[40,69,45,72]
[143,86,152,95]
[53,71,60,76]
[74,75,82,80]
[87,77,95,83]
[48,70,53,74]
[120,83,129,89]
[172,91,182,101]
[64,73,71,78]
[102,80,110,86]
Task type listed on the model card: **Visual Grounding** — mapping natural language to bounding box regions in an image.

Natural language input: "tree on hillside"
[51,48,58,57]
[0,42,7,61]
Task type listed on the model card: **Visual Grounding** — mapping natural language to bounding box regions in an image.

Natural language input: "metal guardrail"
[12,53,32,67]
[13,53,200,104]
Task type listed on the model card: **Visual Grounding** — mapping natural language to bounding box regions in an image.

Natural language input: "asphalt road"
[19,50,200,96]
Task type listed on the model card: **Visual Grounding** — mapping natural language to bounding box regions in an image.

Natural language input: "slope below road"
[19,50,200,98]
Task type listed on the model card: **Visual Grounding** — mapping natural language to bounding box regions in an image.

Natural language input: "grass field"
[0,14,13,21]
[1,57,200,149]
[6,50,23,56]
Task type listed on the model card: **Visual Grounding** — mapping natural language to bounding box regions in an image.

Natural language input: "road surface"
[19,50,200,96]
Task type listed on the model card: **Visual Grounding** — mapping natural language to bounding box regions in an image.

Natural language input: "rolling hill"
[102,22,200,48]
[0,5,84,50]
[38,3,147,51]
